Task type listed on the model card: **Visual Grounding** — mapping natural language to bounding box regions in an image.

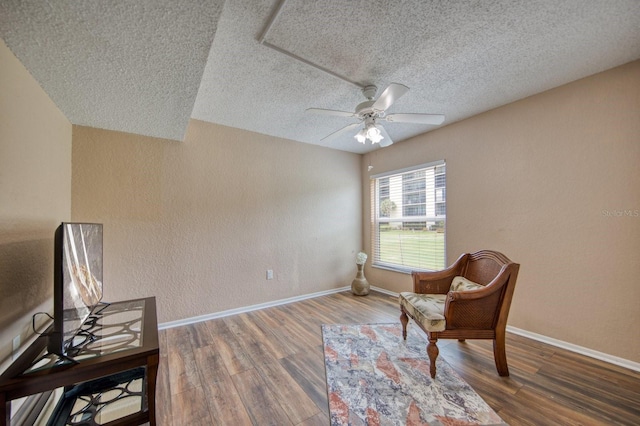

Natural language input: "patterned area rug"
[322,323,506,425]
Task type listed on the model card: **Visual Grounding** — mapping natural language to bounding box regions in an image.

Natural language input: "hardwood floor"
[157,291,640,425]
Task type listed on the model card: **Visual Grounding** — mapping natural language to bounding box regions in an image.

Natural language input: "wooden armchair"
[399,250,520,378]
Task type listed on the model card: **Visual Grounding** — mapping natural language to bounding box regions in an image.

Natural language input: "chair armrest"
[412,253,469,294]
[447,276,504,302]
[443,264,514,326]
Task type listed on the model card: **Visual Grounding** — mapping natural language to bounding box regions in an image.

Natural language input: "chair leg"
[493,330,509,376]
[427,335,439,379]
[400,309,409,340]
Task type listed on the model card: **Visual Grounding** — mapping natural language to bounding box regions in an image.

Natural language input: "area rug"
[322,323,506,425]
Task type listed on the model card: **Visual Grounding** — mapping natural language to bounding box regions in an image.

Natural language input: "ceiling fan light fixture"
[354,129,367,143]
[366,124,383,143]
[369,133,383,144]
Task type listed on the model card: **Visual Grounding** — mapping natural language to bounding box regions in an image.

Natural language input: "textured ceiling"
[0,0,224,141]
[1,0,639,153]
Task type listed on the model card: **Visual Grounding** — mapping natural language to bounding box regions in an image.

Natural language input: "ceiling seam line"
[258,0,287,44]
[261,41,366,89]
[257,0,365,89]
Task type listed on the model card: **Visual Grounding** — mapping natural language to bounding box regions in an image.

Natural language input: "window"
[378,177,391,217]
[434,165,446,219]
[371,161,446,272]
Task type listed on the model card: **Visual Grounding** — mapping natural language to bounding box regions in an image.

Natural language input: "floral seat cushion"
[450,276,485,292]
[400,276,485,332]
[399,292,447,332]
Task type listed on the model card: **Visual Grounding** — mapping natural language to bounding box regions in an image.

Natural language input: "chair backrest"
[462,250,512,285]
[447,250,520,330]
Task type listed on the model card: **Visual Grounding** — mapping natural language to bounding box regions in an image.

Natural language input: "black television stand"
[0,297,159,426]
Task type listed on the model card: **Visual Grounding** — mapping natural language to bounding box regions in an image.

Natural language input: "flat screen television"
[48,223,104,356]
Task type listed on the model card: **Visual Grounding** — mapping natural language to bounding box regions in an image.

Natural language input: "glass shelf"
[0,297,158,426]
[25,299,146,374]
[48,367,146,426]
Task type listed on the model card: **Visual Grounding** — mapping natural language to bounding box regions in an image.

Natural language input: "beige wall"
[363,60,640,363]
[0,40,72,366]
[72,121,362,323]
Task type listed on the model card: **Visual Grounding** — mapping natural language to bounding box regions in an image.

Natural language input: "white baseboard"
[368,286,640,373]
[158,286,350,330]
[369,285,400,297]
[506,326,640,373]
[159,285,640,373]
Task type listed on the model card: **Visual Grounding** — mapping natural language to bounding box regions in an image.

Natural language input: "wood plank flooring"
[157,291,640,425]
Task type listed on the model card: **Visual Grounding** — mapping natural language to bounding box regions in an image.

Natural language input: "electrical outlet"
[266,269,274,280]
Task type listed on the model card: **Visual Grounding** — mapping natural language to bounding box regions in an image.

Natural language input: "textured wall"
[0,39,72,367]
[72,121,362,323]
[362,60,640,363]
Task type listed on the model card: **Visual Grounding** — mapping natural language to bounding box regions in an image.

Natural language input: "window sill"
[372,263,440,274]
[372,263,412,274]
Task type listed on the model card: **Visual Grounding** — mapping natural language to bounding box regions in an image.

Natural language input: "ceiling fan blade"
[383,113,445,125]
[377,124,394,147]
[306,108,356,118]
[372,83,409,111]
[320,122,361,141]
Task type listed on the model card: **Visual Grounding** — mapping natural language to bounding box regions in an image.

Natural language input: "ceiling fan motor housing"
[355,100,378,118]
[362,85,378,100]
[357,85,384,118]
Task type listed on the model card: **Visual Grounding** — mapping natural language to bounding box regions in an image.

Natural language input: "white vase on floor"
[351,263,370,296]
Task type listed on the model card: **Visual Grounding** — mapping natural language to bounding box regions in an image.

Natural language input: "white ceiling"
[1,0,639,154]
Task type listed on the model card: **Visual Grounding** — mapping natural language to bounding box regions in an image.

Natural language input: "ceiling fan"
[306,83,444,147]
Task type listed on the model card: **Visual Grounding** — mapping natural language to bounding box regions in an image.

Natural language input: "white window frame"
[371,160,446,273]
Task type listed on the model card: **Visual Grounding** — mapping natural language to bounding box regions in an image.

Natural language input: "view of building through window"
[372,161,446,271]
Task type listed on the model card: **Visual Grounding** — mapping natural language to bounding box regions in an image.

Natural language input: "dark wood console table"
[0,297,159,426]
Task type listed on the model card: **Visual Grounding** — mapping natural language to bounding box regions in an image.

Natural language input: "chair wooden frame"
[400,250,520,378]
